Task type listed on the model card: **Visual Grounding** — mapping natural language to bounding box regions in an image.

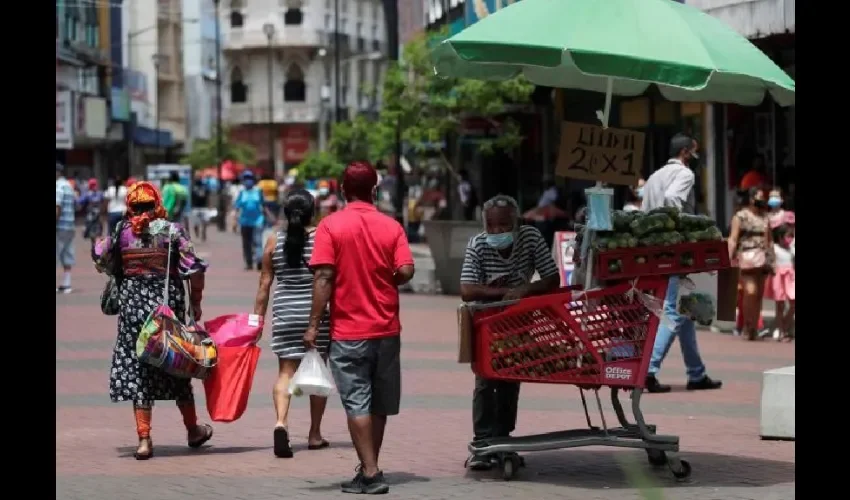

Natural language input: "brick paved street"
[57,229,795,500]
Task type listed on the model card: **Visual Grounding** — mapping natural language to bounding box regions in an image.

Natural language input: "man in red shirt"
[305,161,415,495]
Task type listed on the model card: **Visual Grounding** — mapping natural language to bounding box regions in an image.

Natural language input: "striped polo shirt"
[56,177,76,232]
[460,225,559,290]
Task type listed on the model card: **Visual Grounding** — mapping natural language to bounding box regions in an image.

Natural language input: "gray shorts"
[56,229,76,268]
[329,336,401,418]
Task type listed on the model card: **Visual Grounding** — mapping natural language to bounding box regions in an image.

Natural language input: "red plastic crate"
[471,278,669,389]
[595,240,731,280]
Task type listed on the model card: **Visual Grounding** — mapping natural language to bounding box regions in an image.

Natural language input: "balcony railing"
[225,103,321,124]
[319,31,351,53]
[224,26,323,50]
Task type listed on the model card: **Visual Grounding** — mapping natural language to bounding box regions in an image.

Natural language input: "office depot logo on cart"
[604,365,635,383]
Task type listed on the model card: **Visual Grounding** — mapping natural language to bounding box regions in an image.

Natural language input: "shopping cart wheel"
[669,459,692,480]
[501,455,520,481]
[645,449,667,467]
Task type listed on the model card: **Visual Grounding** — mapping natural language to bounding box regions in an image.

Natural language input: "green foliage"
[377,28,535,157]
[179,128,257,171]
[328,115,394,165]
[294,151,345,181]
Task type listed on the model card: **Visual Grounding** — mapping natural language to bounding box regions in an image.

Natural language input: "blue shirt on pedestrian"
[235,187,265,228]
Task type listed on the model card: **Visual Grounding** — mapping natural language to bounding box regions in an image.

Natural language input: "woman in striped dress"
[253,189,330,458]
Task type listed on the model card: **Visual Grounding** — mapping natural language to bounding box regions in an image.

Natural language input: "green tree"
[294,151,345,181]
[378,29,535,167]
[328,114,394,165]
[180,128,257,171]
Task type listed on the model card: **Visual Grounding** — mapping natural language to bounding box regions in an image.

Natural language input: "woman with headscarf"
[92,181,213,460]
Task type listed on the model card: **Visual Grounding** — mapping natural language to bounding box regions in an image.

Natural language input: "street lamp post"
[263,22,276,174]
[334,0,341,123]
[382,0,404,225]
[152,54,163,160]
[213,0,226,231]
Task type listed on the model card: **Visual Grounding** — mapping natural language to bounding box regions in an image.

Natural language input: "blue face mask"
[486,232,514,250]
[636,187,644,198]
[767,198,781,209]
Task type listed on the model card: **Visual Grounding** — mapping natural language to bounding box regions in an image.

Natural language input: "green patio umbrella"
[432,0,795,126]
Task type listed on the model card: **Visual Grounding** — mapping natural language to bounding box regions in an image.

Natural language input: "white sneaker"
[732,329,742,337]
[772,329,782,340]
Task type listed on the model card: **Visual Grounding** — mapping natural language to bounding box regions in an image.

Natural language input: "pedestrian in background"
[258,172,281,224]
[623,179,645,212]
[458,169,479,221]
[728,186,775,341]
[642,133,722,393]
[253,189,330,458]
[104,178,128,232]
[305,161,415,495]
[191,171,210,242]
[79,178,105,242]
[56,163,77,294]
[161,171,189,224]
[764,222,795,341]
[234,171,266,270]
[92,181,212,460]
[460,195,561,470]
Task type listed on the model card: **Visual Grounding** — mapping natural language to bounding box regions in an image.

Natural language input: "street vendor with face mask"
[459,194,561,470]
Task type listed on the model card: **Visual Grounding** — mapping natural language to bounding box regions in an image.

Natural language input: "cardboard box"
[555,121,645,186]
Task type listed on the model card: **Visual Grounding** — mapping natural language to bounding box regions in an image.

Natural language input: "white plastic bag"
[289,350,335,397]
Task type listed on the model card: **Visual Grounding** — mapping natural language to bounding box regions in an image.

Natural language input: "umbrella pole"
[600,77,613,129]
[583,77,614,291]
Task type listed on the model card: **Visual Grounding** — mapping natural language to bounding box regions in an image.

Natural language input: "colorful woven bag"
[136,224,217,380]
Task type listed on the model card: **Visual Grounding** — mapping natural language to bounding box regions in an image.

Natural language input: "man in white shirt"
[641,134,722,394]
[104,178,128,234]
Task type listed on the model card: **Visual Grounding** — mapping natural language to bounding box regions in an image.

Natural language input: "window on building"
[371,24,379,51]
[284,64,306,102]
[230,67,247,103]
[230,0,244,28]
[356,0,364,18]
[356,21,364,51]
[284,0,303,25]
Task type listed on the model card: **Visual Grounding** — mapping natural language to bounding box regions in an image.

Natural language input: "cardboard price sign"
[556,122,645,186]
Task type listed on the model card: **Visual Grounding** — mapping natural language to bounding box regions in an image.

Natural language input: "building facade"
[184,0,219,146]
[687,0,795,226]
[398,0,426,44]
[56,0,113,182]
[121,0,188,173]
[220,0,388,175]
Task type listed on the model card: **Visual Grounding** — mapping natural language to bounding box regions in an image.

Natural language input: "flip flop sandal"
[307,440,330,450]
[188,424,214,449]
[274,427,294,458]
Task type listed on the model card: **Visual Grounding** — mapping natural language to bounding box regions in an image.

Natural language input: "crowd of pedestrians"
[59,140,792,494]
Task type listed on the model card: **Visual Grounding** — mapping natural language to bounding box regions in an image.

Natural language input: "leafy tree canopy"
[180,127,257,171]
[378,29,535,157]
[294,151,345,181]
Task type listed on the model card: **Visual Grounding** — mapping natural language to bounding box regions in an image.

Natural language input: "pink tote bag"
[204,314,264,348]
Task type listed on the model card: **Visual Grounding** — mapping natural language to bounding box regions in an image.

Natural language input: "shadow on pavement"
[301,472,431,492]
[464,449,794,489]
[115,445,271,458]
[290,441,354,453]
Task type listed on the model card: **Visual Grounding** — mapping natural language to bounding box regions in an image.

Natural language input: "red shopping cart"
[466,277,692,481]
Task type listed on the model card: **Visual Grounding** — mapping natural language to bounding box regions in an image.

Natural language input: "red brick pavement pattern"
[57,229,795,500]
